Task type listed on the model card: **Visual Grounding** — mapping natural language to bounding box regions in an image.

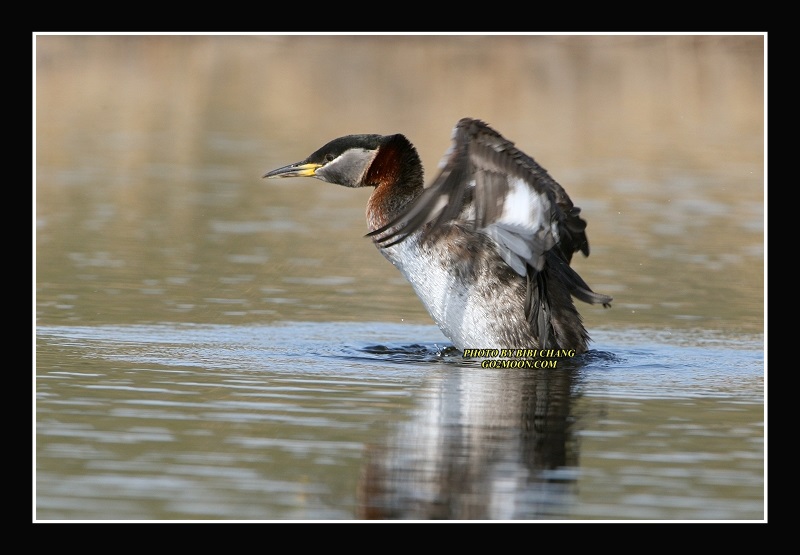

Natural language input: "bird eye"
[325,153,335,162]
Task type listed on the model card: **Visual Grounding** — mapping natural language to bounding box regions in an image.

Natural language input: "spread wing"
[368,117,611,308]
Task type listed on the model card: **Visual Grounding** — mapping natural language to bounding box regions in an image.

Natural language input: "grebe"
[264,118,611,353]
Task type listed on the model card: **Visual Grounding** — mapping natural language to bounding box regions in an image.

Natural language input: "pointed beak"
[263,162,322,179]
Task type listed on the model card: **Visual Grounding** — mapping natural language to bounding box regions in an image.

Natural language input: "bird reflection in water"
[356,362,580,520]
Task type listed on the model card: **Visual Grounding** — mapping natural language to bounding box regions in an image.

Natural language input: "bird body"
[265,118,611,353]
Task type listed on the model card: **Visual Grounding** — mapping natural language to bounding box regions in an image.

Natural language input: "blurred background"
[36,34,764,334]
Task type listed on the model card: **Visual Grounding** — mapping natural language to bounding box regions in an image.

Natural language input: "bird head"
[264,134,385,188]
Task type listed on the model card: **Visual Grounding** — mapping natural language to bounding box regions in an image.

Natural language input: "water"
[36,323,763,520]
[35,34,765,521]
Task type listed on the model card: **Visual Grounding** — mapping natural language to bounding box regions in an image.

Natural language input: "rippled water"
[36,323,762,520]
[35,35,765,521]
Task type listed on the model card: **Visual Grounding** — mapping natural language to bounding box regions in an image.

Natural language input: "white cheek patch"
[327,148,379,186]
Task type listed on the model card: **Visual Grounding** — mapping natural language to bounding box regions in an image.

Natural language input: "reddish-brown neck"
[365,134,424,232]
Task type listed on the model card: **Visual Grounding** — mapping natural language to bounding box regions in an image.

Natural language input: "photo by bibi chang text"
[462,348,577,369]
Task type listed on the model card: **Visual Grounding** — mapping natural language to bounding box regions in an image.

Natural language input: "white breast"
[377,232,523,351]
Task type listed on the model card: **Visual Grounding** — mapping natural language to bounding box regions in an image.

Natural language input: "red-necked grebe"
[264,118,612,353]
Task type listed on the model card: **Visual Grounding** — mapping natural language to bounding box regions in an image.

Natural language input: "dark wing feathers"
[369,117,612,308]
